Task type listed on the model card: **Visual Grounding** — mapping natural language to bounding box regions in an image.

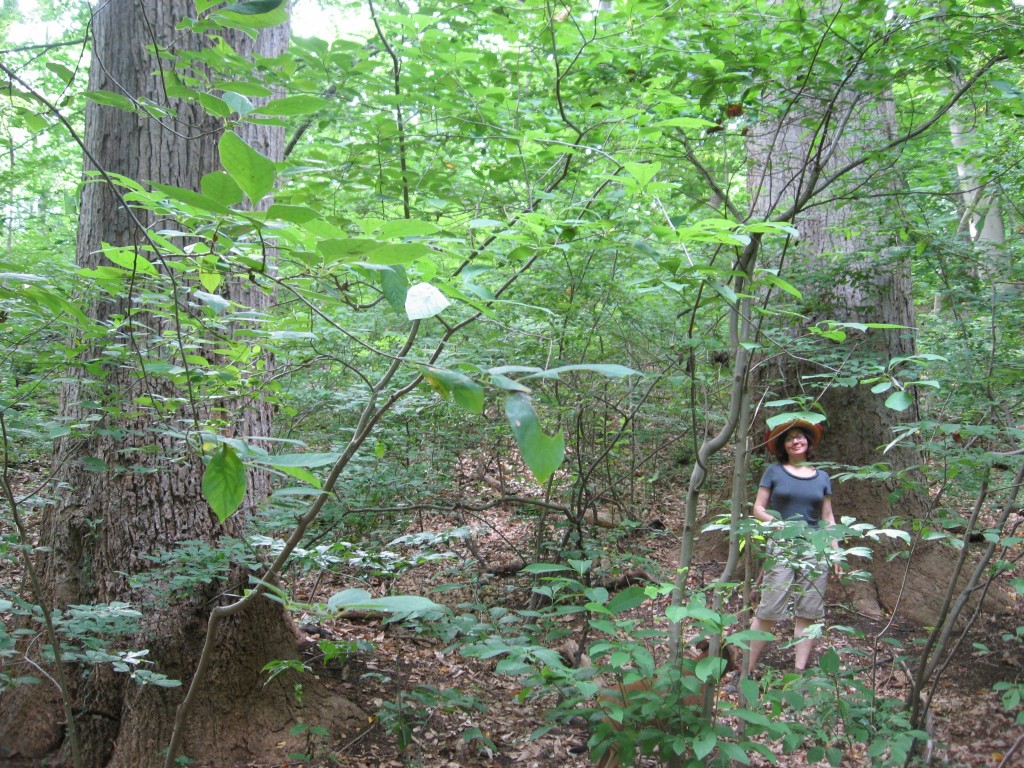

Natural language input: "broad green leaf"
[202,444,247,523]
[524,363,640,380]
[885,390,913,411]
[327,589,444,616]
[86,90,137,112]
[45,62,75,84]
[693,730,717,760]
[103,248,158,275]
[367,243,433,264]
[505,392,564,484]
[16,108,47,133]
[222,92,255,116]
[266,452,341,468]
[196,92,231,118]
[274,465,321,489]
[623,161,661,189]
[422,367,484,414]
[12,285,88,325]
[219,131,276,205]
[653,117,719,130]
[521,563,572,574]
[695,654,726,682]
[318,239,382,261]
[406,282,449,320]
[221,0,285,13]
[490,373,531,393]
[151,181,230,215]
[192,291,230,314]
[215,4,288,28]
[380,265,409,314]
[606,586,647,614]
[766,411,825,429]
[265,204,320,224]
[327,588,372,611]
[379,219,441,238]
[199,172,244,205]
[759,273,803,299]
[253,95,330,116]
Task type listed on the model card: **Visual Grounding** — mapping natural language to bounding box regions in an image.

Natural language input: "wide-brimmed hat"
[765,419,824,454]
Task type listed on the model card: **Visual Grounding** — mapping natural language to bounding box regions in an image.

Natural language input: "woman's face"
[782,429,810,459]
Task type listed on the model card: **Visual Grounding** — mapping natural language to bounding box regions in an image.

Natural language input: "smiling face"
[780,428,812,462]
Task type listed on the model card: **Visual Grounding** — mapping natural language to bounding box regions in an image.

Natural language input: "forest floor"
[281,481,1024,768]
[2,466,1022,767]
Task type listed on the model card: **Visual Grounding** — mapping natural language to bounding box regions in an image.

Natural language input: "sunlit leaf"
[219,131,276,205]
[422,367,484,414]
[202,444,247,523]
[253,95,330,116]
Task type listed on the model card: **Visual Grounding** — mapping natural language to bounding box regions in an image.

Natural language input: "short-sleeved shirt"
[758,463,832,527]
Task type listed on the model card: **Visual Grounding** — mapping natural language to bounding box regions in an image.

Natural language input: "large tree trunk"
[0,3,361,766]
[743,18,995,626]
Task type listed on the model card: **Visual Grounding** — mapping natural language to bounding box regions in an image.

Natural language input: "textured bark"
[742,24,992,626]
[0,3,363,766]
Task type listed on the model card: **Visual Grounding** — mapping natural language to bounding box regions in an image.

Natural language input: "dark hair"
[773,427,816,463]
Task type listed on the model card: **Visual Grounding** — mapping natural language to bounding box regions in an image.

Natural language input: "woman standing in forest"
[748,420,840,676]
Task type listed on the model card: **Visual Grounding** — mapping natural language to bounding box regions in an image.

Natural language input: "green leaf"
[524,363,640,380]
[85,90,137,112]
[695,655,726,682]
[378,219,441,238]
[222,91,255,116]
[820,648,841,674]
[221,0,285,13]
[265,204,319,224]
[253,95,330,116]
[265,452,341,468]
[521,563,572,574]
[202,445,247,523]
[103,248,159,275]
[884,390,913,412]
[274,465,321,488]
[606,586,647,614]
[327,589,444,616]
[765,411,825,429]
[219,131,276,205]
[366,243,433,265]
[192,291,230,313]
[653,117,720,130]
[151,181,230,215]
[422,367,485,414]
[199,172,244,206]
[505,392,564,485]
[693,729,717,760]
[380,265,408,314]
[623,161,661,190]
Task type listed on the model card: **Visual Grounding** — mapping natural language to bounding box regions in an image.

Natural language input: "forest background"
[0,0,1022,766]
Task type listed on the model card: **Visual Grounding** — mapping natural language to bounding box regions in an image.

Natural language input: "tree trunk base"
[0,596,367,768]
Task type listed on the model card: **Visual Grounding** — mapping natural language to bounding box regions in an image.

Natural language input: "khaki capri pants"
[755,540,828,622]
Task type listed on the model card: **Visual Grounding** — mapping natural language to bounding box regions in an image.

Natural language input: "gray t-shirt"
[758,463,832,527]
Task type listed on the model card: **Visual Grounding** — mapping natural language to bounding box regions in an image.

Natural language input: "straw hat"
[765,420,824,454]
